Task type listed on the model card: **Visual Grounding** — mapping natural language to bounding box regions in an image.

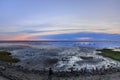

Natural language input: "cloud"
[0,15,120,40]
[77,37,92,40]
[29,32,120,41]
[0,28,120,40]
[1,15,120,34]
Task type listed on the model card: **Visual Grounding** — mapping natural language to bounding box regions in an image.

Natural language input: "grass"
[97,49,120,61]
[0,51,19,63]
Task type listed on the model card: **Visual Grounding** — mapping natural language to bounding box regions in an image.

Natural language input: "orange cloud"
[10,35,29,40]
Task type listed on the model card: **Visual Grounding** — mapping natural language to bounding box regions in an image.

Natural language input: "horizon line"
[0,40,120,42]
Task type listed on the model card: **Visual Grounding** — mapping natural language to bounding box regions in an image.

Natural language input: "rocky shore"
[0,43,120,80]
[0,61,120,80]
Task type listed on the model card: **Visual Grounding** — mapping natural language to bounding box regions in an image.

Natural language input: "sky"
[0,0,120,41]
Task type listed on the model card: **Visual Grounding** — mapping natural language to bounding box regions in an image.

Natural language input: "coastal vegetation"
[0,51,19,63]
[97,49,120,61]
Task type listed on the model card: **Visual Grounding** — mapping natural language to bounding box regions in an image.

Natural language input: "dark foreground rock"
[0,61,120,80]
